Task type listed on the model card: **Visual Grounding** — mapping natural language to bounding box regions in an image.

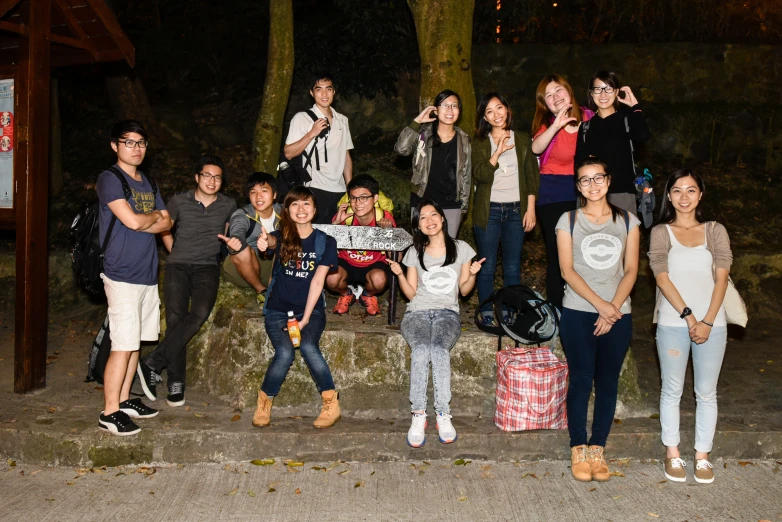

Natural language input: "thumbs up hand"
[257,226,269,252]
[217,234,242,253]
[469,257,486,275]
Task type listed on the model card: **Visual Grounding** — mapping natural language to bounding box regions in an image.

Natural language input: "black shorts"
[338,258,390,286]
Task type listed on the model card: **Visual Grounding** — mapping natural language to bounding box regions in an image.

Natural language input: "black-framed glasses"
[590,86,614,95]
[348,195,373,204]
[439,103,460,110]
[121,139,148,149]
[578,174,607,187]
[199,172,223,183]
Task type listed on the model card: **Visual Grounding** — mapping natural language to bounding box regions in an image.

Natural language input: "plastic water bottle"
[287,311,301,348]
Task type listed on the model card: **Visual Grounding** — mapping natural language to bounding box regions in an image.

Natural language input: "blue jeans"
[261,308,334,397]
[473,202,525,315]
[400,309,462,414]
[656,325,728,453]
[560,308,632,448]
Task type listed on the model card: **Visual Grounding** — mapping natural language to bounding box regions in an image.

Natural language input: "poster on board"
[0,79,13,209]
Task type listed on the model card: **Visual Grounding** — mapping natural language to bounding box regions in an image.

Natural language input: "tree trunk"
[252,0,294,174]
[407,0,476,137]
[104,69,168,144]
[49,77,63,197]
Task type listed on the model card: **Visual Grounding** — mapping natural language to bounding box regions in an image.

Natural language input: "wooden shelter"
[0,0,134,393]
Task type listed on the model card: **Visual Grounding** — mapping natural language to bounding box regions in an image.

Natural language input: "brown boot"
[570,445,592,482]
[588,445,610,482]
[313,390,341,429]
[252,390,273,428]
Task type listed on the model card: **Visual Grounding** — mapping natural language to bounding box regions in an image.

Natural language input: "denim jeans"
[400,309,462,414]
[474,202,525,315]
[560,308,632,448]
[656,325,728,453]
[145,263,220,384]
[261,308,334,397]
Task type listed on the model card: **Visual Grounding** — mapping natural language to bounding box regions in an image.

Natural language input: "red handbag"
[495,346,568,431]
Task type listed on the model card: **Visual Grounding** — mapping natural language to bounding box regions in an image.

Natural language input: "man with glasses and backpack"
[283,72,354,225]
[137,155,236,408]
[96,120,171,436]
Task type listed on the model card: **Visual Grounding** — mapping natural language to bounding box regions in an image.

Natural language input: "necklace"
[672,222,699,231]
[582,208,610,223]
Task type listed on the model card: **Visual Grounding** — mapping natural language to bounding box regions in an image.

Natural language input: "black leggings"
[536,200,576,311]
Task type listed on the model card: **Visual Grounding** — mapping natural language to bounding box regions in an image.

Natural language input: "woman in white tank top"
[648,169,732,485]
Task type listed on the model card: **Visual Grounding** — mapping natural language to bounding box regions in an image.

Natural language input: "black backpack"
[85,314,111,383]
[276,109,329,202]
[474,285,561,350]
[69,166,158,295]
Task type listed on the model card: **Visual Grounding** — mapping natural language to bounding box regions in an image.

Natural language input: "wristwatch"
[680,307,693,319]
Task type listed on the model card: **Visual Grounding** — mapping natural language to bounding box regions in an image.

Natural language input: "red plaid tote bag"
[495,346,568,431]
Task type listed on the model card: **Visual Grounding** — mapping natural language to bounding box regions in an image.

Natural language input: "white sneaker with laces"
[436,412,457,443]
[406,413,427,448]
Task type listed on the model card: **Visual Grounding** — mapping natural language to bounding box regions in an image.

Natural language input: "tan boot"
[252,390,273,428]
[571,445,592,482]
[313,390,341,429]
[588,445,610,482]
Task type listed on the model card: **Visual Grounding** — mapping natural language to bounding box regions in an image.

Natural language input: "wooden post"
[14,0,51,393]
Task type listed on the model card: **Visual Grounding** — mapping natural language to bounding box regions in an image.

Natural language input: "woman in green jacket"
[472,92,540,325]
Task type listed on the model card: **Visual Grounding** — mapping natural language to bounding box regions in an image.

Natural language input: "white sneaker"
[406,413,427,448]
[436,412,457,443]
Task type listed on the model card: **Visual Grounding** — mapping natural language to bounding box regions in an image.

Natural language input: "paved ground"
[1,458,780,521]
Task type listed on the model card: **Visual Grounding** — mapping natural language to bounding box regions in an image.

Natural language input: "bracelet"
[702,320,714,327]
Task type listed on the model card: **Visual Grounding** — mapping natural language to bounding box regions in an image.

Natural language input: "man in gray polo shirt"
[138,155,237,407]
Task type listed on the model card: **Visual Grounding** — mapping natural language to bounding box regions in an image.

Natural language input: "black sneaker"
[167,381,186,407]
[120,398,159,419]
[137,360,161,401]
[98,410,141,436]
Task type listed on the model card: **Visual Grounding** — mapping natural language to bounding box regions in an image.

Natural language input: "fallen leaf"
[65,481,74,486]
[285,461,305,467]
[45,498,55,502]
[7,459,15,467]
[115,472,126,477]
[185,406,191,411]
[6,419,16,423]
[370,471,375,476]
[149,491,155,495]
[224,464,231,470]
[648,513,659,518]
[609,471,625,477]
[295,488,302,495]
[612,495,622,500]
[738,461,753,467]
[649,413,660,419]
[94,386,103,391]
[337,470,350,475]
[613,418,622,424]
[453,459,471,466]
[723,463,728,469]
[658,479,667,484]
[231,414,241,422]
[589,487,596,492]
[226,486,239,496]
[354,482,363,488]
[458,496,468,502]
[250,459,275,466]
[311,466,325,471]
[267,488,276,493]
[193,413,206,418]
[247,490,256,497]
[288,416,303,419]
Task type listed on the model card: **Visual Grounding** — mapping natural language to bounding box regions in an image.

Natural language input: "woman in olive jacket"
[472,92,540,324]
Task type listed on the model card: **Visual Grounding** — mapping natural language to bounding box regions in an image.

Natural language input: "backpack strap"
[569,210,577,235]
[313,228,327,264]
[581,119,590,143]
[622,209,629,234]
[303,110,325,171]
[101,166,136,255]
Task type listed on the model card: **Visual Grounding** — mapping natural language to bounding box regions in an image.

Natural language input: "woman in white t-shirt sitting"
[555,157,640,483]
[648,169,732,485]
[387,199,484,448]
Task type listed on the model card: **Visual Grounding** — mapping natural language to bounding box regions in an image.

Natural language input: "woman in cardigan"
[648,169,731,484]
[472,92,540,325]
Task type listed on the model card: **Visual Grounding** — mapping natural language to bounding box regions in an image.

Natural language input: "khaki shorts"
[222,249,274,288]
[101,274,161,352]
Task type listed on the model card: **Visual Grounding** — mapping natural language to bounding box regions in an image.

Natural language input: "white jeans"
[656,325,728,453]
[101,274,161,351]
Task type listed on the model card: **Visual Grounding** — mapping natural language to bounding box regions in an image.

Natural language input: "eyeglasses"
[590,86,614,95]
[120,139,148,149]
[348,195,373,204]
[199,172,223,183]
[439,103,460,110]
[578,174,607,187]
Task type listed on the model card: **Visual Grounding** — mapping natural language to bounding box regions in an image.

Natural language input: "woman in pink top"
[531,74,593,310]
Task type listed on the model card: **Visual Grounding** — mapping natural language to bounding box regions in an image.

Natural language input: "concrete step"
[2,406,780,468]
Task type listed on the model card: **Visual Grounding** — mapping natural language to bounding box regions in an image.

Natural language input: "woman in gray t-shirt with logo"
[555,157,640,483]
[388,200,483,449]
